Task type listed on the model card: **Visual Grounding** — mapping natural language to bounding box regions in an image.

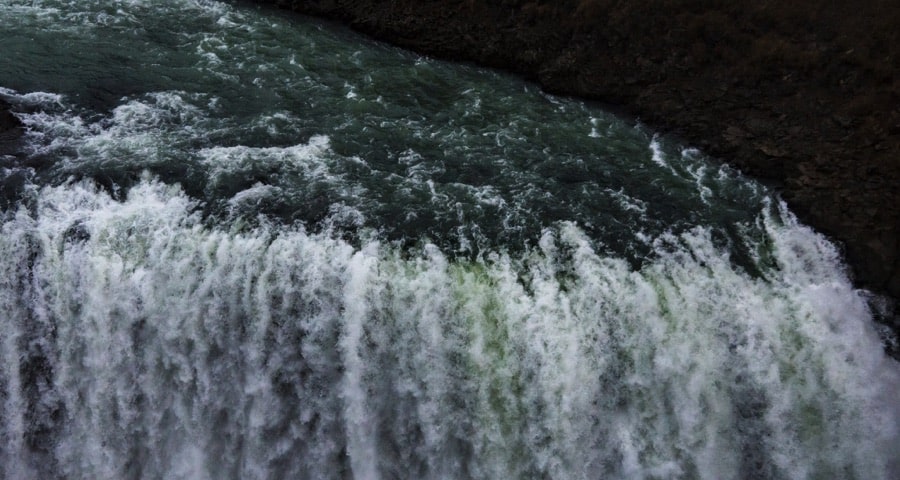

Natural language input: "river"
[1,1,898,479]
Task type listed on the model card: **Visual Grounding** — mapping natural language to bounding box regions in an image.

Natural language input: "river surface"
[1,1,898,479]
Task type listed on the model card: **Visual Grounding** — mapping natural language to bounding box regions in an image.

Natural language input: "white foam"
[227,183,282,209]
[10,90,215,172]
[2,179,896,479]
[649,136,677,175]
[0,87,65,108]
[199,135,334,184]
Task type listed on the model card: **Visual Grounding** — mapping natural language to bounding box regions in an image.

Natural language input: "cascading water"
[1,1,898,479]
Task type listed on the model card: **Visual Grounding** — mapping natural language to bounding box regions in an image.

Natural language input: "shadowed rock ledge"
[0,99,21,132]
[0,98,23,153]
[271,1,899,342]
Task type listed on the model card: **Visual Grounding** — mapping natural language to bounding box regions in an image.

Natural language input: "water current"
[1,1,898,478]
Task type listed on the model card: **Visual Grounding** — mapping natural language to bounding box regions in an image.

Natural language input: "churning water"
[1,1,898,479]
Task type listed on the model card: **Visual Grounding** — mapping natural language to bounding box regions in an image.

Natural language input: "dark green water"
[1,1,898,479]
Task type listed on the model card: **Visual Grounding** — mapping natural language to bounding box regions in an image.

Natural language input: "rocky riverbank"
[255,0,900,341]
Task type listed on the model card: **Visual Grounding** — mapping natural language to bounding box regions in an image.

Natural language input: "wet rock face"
[0,98,22,134]
[256,0,900,328]
[1,96,26,179]
[0,98,27,210]
[1,98,24,159]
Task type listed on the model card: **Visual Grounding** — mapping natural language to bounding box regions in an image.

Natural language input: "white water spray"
[1,179,897,479]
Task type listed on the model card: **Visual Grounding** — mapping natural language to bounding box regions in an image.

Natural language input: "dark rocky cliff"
[254,0,900,338]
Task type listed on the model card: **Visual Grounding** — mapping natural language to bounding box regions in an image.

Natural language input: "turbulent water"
[1,1,898,479]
